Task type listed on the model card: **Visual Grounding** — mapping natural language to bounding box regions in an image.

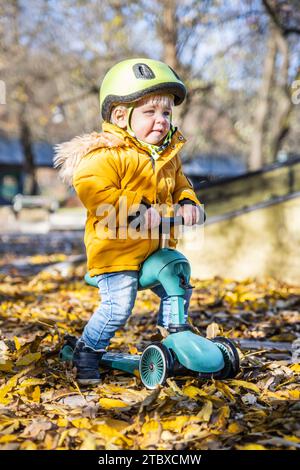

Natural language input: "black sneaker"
[72,339,103,385]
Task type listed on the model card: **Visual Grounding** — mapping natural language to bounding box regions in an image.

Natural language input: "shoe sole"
[77,378,101,385]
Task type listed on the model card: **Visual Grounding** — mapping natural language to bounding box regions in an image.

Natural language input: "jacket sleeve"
[73,149,143,217]
[173,154,201,206]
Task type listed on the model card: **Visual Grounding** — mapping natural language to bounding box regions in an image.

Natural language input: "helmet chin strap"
[126,106,135,137]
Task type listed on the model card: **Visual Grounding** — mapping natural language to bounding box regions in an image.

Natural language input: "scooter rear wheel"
[59,335,77,362]
[211,337,240,379]
[59,344,74,362]
[139,343,172,389]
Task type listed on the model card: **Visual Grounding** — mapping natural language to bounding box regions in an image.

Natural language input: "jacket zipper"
[150,154,155,172]
[149,154,156,204]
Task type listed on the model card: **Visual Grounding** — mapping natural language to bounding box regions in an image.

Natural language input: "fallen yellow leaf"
[236,443,266,450]
[182,385,208,399]
[141,419,161,447]
[13,336,21,351]
[142,419,160,435]
[228,422,244,434]
[162,416,190,432]
[0,376,17,403]
[57,417,68,427]
[32,386,40,403]
[99,398,128,409]
[215,381,236,401]
[16,352,41,367]
[0,435,17,443]
[214,405,230,429]
[92,423,132,446]
[80,434,97,450]
[283,390,300,400]
[44,432,54,450]
[229,379,260,394]
[71,418,91,429]
[103,418,130,432]
[262,389,300,400]
[0,360,13,372]
[198,400,213,422]
[92,423,121,438]
[20,440,38,450]
[183,424,203,440]
[57,429,69,448]
[206,322,221,339]
[20,378,45,388]
[281,434,300,443]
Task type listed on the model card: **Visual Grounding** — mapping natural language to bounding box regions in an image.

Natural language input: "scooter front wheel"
[139,343,172,389]
[211,337,240,379]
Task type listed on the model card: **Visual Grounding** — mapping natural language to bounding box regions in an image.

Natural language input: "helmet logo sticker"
[133,63,156,80]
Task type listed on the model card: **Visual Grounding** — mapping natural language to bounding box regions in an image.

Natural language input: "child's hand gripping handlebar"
[159,214,206,233]
[128,211,205,233]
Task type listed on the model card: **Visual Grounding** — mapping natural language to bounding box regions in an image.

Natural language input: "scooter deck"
[59,336,141,376]
[100,352,140,376]
[60,344,140,376]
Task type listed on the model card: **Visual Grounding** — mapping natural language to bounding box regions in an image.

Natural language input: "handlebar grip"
[161,216,184,226]
[127,215,184,229]
[159,216,184,234]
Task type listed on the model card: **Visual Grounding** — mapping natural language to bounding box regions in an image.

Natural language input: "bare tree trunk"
[249,25,277,170]
[157,0,185,127]
[259,0,299,165]
[161,0,178,69]
[19,113,39,195]
[268,28,292,161]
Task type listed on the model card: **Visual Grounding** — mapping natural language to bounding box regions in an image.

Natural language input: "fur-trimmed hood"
[54,128,125,187]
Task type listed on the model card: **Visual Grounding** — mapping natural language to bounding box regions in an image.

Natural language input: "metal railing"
[194,156,300,221]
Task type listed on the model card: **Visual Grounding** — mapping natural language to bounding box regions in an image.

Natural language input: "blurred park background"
[1,1,300,452]
[0,0,300,282]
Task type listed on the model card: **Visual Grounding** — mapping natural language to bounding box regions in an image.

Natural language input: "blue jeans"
[81,270,193,351]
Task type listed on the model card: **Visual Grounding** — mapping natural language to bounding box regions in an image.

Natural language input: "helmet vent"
[133,63,155,80]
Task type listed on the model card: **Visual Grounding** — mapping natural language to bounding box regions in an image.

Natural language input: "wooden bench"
[12,194,59,216]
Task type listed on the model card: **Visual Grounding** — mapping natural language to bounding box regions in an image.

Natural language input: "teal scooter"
[60,216,240,389]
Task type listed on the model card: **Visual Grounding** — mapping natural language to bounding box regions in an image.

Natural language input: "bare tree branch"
[262,0,300,36]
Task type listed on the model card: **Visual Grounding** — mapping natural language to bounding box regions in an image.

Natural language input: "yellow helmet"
[99,58,186,121]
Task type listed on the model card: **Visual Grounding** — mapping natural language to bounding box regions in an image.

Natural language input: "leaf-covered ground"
[0,255,300,450]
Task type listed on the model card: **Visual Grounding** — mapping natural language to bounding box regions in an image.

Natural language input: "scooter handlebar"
[128,214,204,233]
[159,215,205,233]
[161,216,183,226]
[159,216,183,233]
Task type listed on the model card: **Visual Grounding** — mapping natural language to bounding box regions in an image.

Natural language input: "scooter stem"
[170,296,185,324]
[156,257,190,325]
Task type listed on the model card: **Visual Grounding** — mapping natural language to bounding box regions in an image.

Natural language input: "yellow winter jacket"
[55,122,200,276]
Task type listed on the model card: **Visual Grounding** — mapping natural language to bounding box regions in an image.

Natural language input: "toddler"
[55,58,203,384]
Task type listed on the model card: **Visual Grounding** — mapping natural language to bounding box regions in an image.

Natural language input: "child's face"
[130,97,172,145]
